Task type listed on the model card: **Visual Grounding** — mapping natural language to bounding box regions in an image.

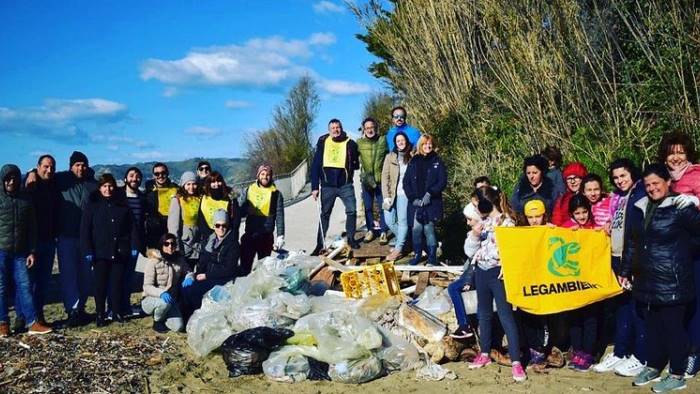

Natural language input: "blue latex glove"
[421,192,431,207]
[85,255,93,264]
[131,249,139,258]
[412,199,422,207]
[160,292,173,304]
[182,277,195,288]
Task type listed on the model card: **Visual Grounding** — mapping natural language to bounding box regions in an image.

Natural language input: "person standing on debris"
[0,164,53,337]
[310,118,361,254]
[51,151,97,327]
[463,186,527,382]
[142,233,188,333]
[382,131,413,261]
[403,134,447,266]
[81,174,140,327]
[24,155,59,326]
[238,164,285,275]
[167,171,202,269]
[386,106,421,152]
[198,171,241,242]
[145,162,178,249]
[357,117,389,244]
[115,167,147,316]
[181,209,240,312]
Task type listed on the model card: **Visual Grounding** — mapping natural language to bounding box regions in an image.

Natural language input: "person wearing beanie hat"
[167,171,202,268]
[144,162,178,249]
[357,117,389,244]
[551,162,588,226]
[524,199,546,217]
[238,164,285,275]
[69,151,89,169]
[511,155,560,216]
[181,208,240,313]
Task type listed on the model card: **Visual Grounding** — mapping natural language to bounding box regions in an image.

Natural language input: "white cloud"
[185,126,221,136]
[130,150,165,160]
[224,100,252,109]
[0,98,129,142]
[140,33,336,89]
[162,87,178,97]
[90,133,151,149]
[320,79,372,95]
[313,1,344,13]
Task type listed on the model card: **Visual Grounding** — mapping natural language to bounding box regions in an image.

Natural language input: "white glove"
[673,194,699,209]
[274,235,285,250]
[382,198,392,211]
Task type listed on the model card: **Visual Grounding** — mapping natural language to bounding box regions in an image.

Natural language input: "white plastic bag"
[263,347,311,383]
[328,355,383,384]
[415,286,452,316]
[186,308,235,357]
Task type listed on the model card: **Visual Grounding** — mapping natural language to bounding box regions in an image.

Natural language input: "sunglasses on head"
[198,166,210,171]
[392,115,406,120]
[162,241,175,247]
[154,171,167,177]
[214,223,228,229]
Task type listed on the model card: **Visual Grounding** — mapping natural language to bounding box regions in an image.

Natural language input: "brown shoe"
[27,321,52,335]
[490,349,512,366]
[386,249,402,261]
[0,322,9,337]
[546,347,565,368]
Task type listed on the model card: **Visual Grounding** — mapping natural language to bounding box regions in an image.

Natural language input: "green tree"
[362,91,396,135]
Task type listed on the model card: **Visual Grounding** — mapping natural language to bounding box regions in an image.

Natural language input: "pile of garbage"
[186,252,459,384]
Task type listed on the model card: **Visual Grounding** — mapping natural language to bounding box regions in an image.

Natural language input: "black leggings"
[569,303,600,355]
[94,260,126,316]
[638,302,690,375]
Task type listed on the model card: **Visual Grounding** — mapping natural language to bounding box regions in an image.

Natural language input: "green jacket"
[357,135,388,189]
[0,164,37,254]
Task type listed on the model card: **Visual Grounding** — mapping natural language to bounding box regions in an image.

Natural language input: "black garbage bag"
[307,357,331,381]
[221,327,295,378]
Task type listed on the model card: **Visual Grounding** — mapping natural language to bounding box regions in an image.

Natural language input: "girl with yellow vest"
[199,171,241,242]
[167,171,202,266]
[238,164,285,275]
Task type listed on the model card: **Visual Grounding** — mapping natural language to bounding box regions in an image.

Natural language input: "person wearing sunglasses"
[238,164,285,275]
[141,233,189,333]
[386,106,422,152]
[144,163,178,249]
[181,209,239,313]
[196,161,212,187]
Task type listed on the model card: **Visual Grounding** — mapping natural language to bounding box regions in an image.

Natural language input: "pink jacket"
[591,196,612,226]
[671,164,700,200]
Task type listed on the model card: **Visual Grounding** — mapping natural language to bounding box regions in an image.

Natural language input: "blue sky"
[0,0,383,171]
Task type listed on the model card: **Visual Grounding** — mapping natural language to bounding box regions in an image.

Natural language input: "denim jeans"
[447,269,471,327]
[411,215,437,264]
[611,292,647,362]
[476,266,521,362]
[316,183,357,248]
[384,195,408,251]
[31,240,56,318]
[57,236,92,313]
[361,184,388,234]
[141,296,184,332]
[0,250,37,325]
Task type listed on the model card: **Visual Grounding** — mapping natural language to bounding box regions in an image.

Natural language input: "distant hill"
[92,157,251,187]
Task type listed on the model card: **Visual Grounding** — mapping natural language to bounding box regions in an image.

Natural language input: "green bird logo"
[547,236,581,277]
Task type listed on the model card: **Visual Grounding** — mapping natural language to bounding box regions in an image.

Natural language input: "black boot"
[96,313,108,328]
[112,313,126,324]
[66,310,81,328]
[152,320,169,333]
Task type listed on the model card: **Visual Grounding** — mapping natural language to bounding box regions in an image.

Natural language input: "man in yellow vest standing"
[145,162,178,249]
[310,119,361,255]
[238,164,285,274]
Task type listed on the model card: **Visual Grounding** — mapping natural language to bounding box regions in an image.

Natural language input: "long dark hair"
[159,233,179,261]
[204,171,231,198]
[475,186,514,223]
[393,131,412,164]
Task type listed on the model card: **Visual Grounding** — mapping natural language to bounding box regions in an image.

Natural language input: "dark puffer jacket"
[80,191,139,262]
[0,165,37,254]
[403,152,447,226]
[197,230,240,282]
[510,175,559,215]
[621,195,700,305]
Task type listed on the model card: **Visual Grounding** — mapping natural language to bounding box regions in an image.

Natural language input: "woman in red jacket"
[551,162,588,226]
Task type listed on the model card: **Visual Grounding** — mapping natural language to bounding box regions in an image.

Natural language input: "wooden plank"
[394,265,463,273]
[414,272,431,296]
[352,243,392,259]
[310,266,336,288]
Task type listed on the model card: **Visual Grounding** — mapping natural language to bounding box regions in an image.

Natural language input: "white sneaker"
[614,355,645,377]
[593,353,626,373]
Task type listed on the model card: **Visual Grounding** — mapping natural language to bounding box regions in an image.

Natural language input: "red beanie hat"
[562,162,588,179]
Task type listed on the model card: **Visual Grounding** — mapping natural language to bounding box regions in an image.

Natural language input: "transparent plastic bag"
[415,360,457,381]
[397,303,447,343]
[328,355,383,384]
[375,325,422,372]
[263,347,311,383]
[186,308,235,357]
[415,286,452,316]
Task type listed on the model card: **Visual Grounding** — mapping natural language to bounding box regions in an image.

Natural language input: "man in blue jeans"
[357,118,389,243]
[0,164,52,336]
[310,119,360,255]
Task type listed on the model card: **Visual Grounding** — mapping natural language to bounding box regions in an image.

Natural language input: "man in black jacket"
[309,119,360,255]
[0,164,52,336]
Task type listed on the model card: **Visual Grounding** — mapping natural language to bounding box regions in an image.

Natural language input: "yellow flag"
[494,226,622,315]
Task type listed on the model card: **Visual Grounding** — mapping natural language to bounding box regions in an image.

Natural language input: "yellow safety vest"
[156,186,178,216]
[179,196,201,227]
[322,138,349,169]
[201,195,230,229]
[247,183,276,217]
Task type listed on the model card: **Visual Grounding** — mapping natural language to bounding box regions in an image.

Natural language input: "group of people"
[0,154,285,334]
[442,132,700,392]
